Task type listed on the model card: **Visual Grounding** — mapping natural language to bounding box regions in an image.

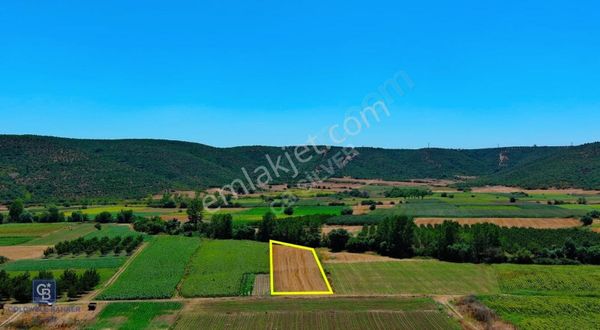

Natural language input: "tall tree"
[257,212,276,242]
[8,199,24,222]
[187,197,204,230]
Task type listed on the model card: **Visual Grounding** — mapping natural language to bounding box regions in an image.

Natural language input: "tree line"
[44,235,144,257]
[0,269,100,303]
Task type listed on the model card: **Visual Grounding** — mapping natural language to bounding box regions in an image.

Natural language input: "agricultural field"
[87,302,183,330]
[271,242,331,293]
[179,240,268,297]
[369,199,587,219]
[231,205,345,224]
[98,236,201,300]
[83,223,140,239]
[0,223,72,237]
[493,264,600,296]
[0,236,35,246]
[414,217,582,229]
[327,260,500,295]
[173,297,460,330]
[478,295,600,330]
[26,223,98,245]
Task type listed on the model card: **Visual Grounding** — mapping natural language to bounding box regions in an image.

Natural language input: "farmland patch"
[270,240,333,295]
[179,240,268,297]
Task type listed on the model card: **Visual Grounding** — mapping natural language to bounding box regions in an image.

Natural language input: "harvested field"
[415,217,581,229]
[252,274,270,296]
[319,250,402,264]
[271,241,332,294]
[174,297,459,330]
[3,303,104,329]
[0,245,48,260]
[321,225,363,235]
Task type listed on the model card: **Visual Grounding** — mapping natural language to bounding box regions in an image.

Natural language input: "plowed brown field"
[272,243,329,293]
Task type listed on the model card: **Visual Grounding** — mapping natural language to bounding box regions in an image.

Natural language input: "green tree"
[257,212,276,242]
[284,206,294,216]
[186,197,204,230]
[95,211,113,223]
[70,211,89,222]
[327,229,350,252]
[116,209,134,223]
[9,199,24,222]
[11,272,31,303]
[376,216,416,258]
[210,214,233,239]
[581,215,594,226]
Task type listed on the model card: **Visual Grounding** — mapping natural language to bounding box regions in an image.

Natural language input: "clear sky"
[1,1,599,149]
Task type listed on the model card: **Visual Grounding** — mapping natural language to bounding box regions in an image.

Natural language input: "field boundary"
[269,240,334,296]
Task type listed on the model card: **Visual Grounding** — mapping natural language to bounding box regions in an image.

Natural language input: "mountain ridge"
[1,135,599,202]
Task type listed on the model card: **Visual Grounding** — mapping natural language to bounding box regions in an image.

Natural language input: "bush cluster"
[44,235,143,257]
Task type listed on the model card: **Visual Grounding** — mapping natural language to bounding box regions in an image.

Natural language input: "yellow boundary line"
[269,240,334,296]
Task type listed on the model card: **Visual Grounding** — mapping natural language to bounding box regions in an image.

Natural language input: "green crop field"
[173,297,460,330]
[179,240,268,297]
[0,236,35,246]
[88,302,182,330]
[0,223,71,237]
[26,223,98,245]
[327,260,499,295]
[493,264,600,296]
[232,205,344,223]
[369,199,586,219]
[478,295,600,330]
[98,236,201,300]
[0,256,127,271]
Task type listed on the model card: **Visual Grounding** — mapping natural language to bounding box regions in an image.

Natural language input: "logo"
[33,280,56,304]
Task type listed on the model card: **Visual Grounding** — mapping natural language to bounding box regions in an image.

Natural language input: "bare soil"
[252,274,270,296]
[415,217,581,229]
[0,246,49,260]
[272,244,329,293]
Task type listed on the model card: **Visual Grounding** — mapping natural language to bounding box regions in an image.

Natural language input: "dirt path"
[86,242,148,301]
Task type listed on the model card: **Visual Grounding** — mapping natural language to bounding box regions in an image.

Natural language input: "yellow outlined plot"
[269,240,334,296]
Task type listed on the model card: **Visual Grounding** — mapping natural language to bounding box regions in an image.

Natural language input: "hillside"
[0,135,598,202]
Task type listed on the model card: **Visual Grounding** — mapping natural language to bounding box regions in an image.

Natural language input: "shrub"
[341,207,354,216]
[581,215,594,226]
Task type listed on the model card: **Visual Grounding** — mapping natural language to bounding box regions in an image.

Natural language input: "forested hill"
[0,135,599,202]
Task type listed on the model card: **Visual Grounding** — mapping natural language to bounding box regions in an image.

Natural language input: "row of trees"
[0,269,100,303]
[44,235,144,257]
[323,218,600,265]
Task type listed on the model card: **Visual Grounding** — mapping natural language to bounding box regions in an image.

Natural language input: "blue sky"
[1,0,599,148]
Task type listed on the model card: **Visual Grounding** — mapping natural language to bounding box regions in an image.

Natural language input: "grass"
[0,256,127,271]
[493,264,600,296]
[478,295,600,330]
[26,223,98,245]
[88,302,182,330]
[0,236,35,246]
[179,240,269,297]
[98,236,201,300]
[327,260,499,295]
[83,224,139,239]
[0,223,70,237]
[173,297,460,330]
